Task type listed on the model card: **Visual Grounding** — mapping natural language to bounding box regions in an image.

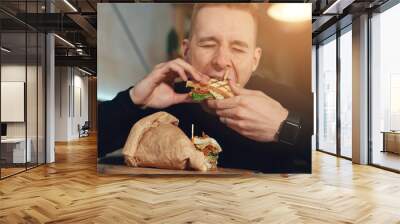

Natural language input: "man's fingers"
[206,97,240,110]
[228,79,244,96]
[228,79,257,96]
[152,59,209,84]
[220,117,258,140]
[219,117,250,131]
[216,108,241,119]
[172,93,192,104]
[219,117,235,127]
[154,62,166,69]
[167,63,188,81]
[174,58,209,84]
[153,62,187,83]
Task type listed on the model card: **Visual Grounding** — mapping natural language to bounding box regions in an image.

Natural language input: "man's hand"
[206,80,289,142]
[130,58,209,109]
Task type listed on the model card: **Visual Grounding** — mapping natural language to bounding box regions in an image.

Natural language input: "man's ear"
[181,39,190,61]
[251,47,262,72]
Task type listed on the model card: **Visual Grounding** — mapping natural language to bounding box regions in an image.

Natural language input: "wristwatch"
[277,111,302,146]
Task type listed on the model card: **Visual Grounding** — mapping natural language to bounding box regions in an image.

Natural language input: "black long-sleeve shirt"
[98,76,313,173]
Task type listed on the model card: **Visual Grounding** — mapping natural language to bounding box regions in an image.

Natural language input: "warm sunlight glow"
[267,4,310,23]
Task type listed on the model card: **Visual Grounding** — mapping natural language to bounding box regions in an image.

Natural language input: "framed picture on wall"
[97,3,313,175]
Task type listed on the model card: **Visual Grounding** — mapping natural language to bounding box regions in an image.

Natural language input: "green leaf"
[207,154,218,162]
[191,93,214,101]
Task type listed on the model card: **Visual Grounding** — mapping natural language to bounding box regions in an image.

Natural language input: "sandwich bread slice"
[186,78,234,101]
[192,132,222,170]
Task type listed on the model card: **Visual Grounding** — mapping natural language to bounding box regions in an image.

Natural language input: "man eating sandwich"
[99,3,312,173]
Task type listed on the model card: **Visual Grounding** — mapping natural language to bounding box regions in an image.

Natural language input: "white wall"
[55,67,89,141]
[71,73,89,138]
[97,3,174,101]
[55,67,69,141]
[1,65,26,139]
[1,65,27,141]
[1,65,37,137]
[1,82,25,122]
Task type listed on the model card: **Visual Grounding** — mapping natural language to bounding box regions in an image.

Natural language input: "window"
[371,2,400,171]
[339,28,352,158]
[390,74,400,130]
[0,1,47,179]
[317,36,337,154]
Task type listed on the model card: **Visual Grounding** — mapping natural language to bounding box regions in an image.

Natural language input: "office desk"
[1,138,31,163]
[381,131,400,154]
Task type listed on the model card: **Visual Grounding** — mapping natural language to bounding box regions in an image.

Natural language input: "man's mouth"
[208,69,237,82]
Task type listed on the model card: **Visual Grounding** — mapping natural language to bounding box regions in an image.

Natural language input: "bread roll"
[122,112,208,171]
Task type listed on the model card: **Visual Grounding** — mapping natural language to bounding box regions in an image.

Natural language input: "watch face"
[280,120,301,146]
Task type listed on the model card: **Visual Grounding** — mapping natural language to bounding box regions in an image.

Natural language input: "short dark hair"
[189,3,259,42]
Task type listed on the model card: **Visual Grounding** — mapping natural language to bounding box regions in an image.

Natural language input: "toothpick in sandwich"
[223,68,229,81]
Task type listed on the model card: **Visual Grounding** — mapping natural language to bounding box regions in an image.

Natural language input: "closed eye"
[231,40,249,53]
[200,44,216,48]
[199,42,217,48]
[197,37,219,48]
[232,47,246,53]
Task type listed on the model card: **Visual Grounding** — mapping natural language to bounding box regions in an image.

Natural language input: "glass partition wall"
[339,27,352,159]
[317,35,337,155]
[0,2,46,179]
[316,26,353,159]
[316,0,400,172]
[370,3,400,172]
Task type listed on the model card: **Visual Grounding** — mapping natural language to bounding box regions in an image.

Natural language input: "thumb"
[228,79,250,96]
[172,93,193,105]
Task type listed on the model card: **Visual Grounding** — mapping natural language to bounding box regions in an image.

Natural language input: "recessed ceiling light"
[78,67,93,76]
[63,0,78,12]
[54,34,75,48]
[1,47,11,53]
[322,0,353,15]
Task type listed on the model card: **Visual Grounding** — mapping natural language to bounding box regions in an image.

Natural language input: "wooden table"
[0,137,32,164]
[381,131,400,154]
[97,164,255,176]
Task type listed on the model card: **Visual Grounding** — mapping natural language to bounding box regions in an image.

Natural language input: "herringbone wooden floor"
[1,134,400,224]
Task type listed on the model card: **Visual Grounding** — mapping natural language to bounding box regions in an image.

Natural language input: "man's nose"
[212,47,232,71]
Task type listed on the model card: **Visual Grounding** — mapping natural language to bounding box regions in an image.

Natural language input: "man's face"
[182,6,262,87]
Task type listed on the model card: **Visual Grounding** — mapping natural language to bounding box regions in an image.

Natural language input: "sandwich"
[186,70,234,101]
[122,112,223,171]
[186,78,234,101]
[192,132,222,170]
